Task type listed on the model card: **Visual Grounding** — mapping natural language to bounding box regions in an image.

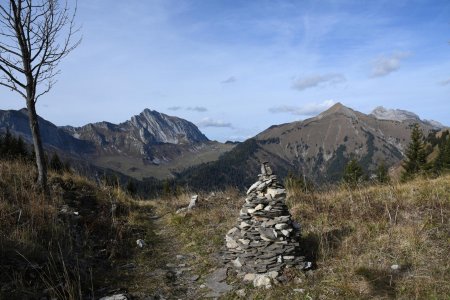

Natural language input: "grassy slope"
[155,175,450,299]
[92,142,235,180]
[0,160,159,299]
[1,158,449,299]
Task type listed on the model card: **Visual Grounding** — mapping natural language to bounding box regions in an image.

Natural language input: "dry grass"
[286,176,450,299]
[1,158,449,299]
[153,189,241,273]
[0,159,139,299]
[156,175,450,299]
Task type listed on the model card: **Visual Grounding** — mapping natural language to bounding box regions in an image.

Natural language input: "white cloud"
[371,52,411,77]
[292,74,346,91]
[221,76,237,84]
[167,106,182,111]
[269,100,336,116]
[197,117,233,128]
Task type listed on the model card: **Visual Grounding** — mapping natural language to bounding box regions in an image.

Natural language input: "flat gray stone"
[190,275,200,281]
[247,181,261,195]
[207,267,228,282]
[205,268,233,297]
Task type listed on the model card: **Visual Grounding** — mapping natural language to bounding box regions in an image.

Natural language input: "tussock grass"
[286,177,450,299]
[0,159,139,299]
[157,176,449,299]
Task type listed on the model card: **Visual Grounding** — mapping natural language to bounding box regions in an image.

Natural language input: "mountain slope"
[0,108,234,179]
[370,106,444,129]
[0,108,95,155]
[178,103,442,189]
[63,109,209,158]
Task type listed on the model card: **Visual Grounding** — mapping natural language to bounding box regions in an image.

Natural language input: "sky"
[0,0,449,142]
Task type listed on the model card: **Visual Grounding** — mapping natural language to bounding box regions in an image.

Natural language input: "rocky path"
[100,202,234,300]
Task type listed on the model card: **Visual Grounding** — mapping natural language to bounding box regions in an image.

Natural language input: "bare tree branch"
[0,0,80,190]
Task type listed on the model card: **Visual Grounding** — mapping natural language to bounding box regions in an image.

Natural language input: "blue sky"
[0,0,449,141]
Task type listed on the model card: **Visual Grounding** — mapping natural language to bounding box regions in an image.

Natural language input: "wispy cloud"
[439,78,450,86]
[292,74,346,91]
[197,117,233,128]
[371,52,411,77]
[168,106,207,112]
[221,76,237,84]
[269,100,336,116]
[187,106,208,112]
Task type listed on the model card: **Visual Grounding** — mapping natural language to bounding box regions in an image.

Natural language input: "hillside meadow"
[157,174,450,299]
[0,158,449,299]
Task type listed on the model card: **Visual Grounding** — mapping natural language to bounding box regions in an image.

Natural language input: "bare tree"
[0,0,80,191]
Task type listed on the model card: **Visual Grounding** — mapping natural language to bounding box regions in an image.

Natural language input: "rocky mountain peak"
[370,106,445,129]
[370,106,420,122]
[317,102,357,119]
[129,108,208,144]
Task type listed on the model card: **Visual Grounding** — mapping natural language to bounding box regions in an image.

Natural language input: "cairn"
[223,162,305,280]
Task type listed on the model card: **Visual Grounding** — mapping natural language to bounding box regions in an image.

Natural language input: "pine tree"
[15,136,29,160]
[343,158,364,187]
[0,130,28,160]
[401,124,427,181]
[126,180,137,195]
[0,132,4,158]
[63,161,72,173]
[375,162,390,184]
[433,136,446,173]
[49,153,64,173]
[2,129,13,158]
[442,135,450,171]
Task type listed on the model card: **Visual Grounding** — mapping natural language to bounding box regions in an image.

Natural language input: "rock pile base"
[223,163,305,279]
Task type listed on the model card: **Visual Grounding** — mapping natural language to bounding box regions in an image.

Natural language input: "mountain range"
[177,103,446,189]
[0,108,234,179]
[0,103,446,189]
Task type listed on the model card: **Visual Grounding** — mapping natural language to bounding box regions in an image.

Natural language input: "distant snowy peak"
[370,106,444,129]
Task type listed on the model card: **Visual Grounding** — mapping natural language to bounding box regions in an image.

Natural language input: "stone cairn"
[223,162,305,281]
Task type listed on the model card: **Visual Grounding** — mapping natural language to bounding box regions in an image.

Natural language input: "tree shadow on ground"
[300,226,353,269]
[356,267,397,298]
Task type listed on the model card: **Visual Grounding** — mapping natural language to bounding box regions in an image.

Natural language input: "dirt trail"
[100,203,207,300]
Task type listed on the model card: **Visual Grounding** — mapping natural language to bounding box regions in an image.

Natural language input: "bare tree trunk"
[26,99,48,192]
[0,0,80,195]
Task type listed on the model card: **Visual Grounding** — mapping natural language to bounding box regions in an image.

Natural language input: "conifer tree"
[433,135,447,173]
[126,180,137,196]
[442,135,450,171]
[375,162,390,184]
[2,129,13,158]
[49,152,63,173]
[0,132,4,157]
[343,158,364,187]
[0,130,28,160]
[402,123,427,181]
[14,136,28,159]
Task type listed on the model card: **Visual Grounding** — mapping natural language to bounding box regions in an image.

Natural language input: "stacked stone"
[223,162,305,276]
